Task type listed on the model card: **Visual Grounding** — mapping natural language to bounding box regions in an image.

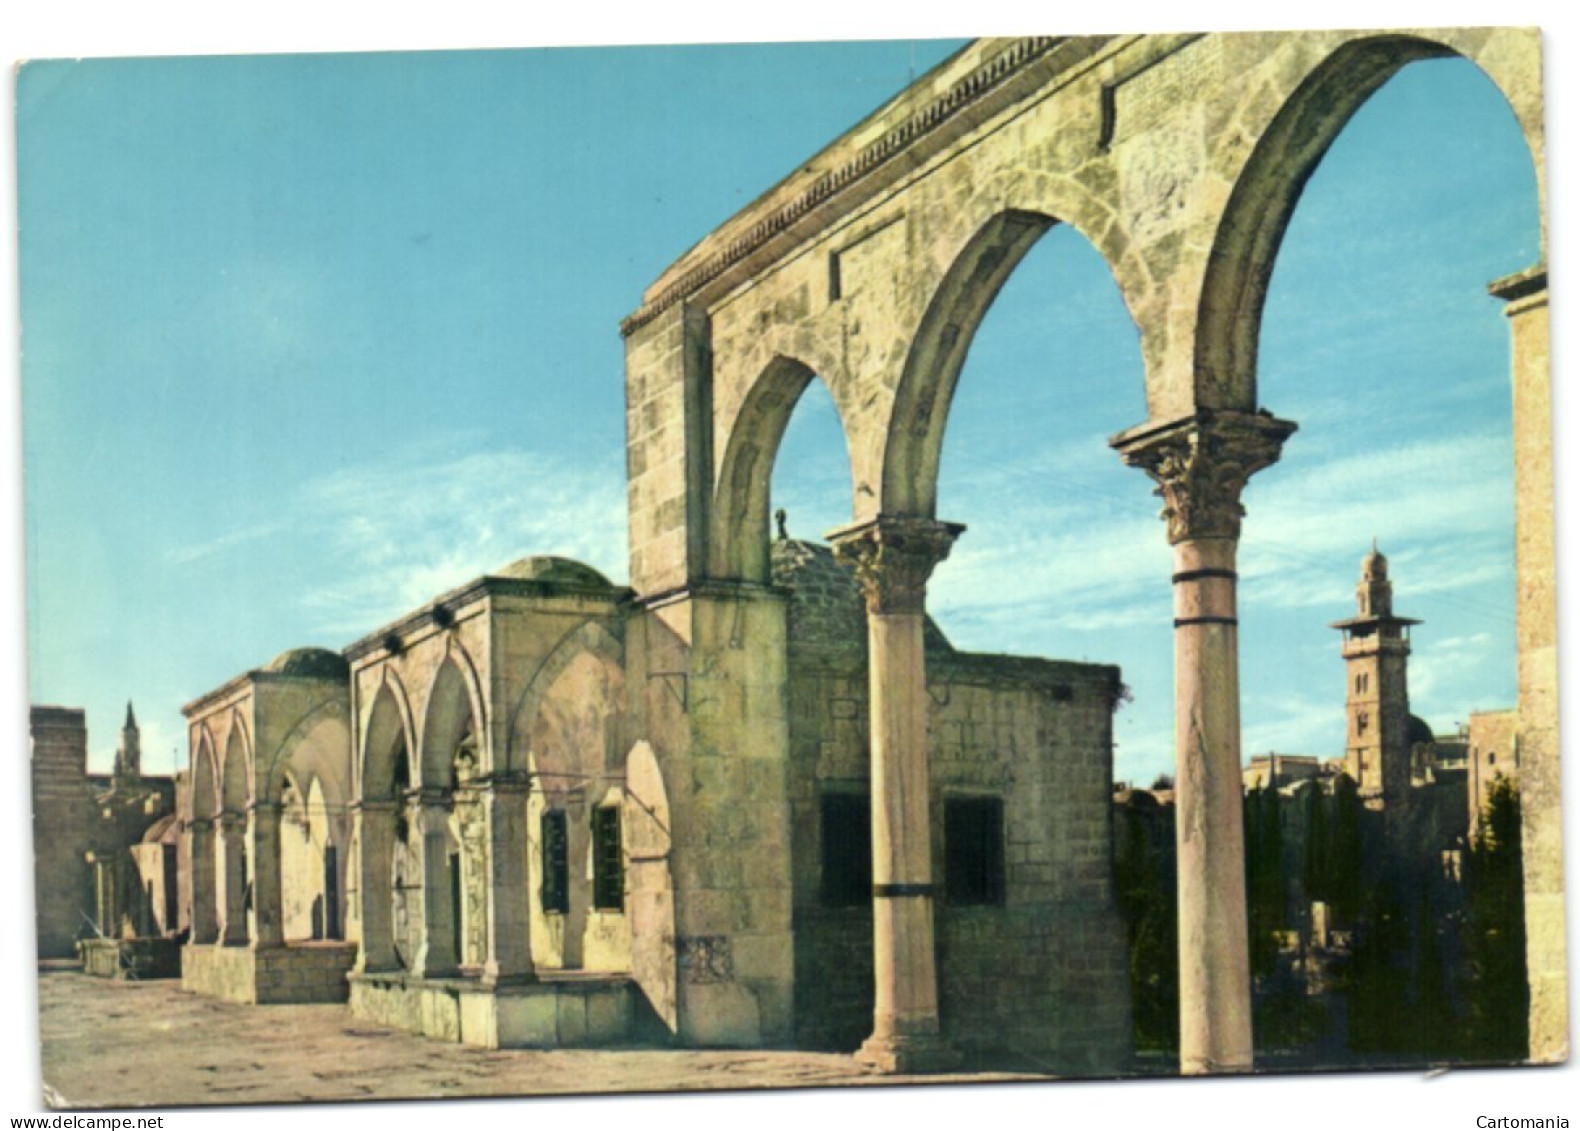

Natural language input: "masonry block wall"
[31,707,93,958]
[774,541,1130,1068]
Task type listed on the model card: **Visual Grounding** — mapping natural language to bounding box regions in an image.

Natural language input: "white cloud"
[298,446,628,636]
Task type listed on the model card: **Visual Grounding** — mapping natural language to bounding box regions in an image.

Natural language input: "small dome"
[493,556,614,589]
[1408,715,1435,748]
[1363,541,1389,579]
[262,647,349,681]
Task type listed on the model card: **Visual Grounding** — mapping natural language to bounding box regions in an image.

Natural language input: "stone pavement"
[37,965,1047,1109]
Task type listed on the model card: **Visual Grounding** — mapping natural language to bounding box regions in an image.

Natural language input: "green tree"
[1460,775,1528,1061]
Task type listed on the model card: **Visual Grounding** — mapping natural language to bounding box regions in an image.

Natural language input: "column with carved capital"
[1112,409,1295,1075]
[830,515,964,1073]
[216,812,250,945]
[481,774,534,986]
[353,798,399,971]
[412,790,459,978]
[248,801,284,947]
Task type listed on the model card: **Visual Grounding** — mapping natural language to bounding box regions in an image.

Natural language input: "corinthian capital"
[1111,411,1296,544]
[828,516,965,615]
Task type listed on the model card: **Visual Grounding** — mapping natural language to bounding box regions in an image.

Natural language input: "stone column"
[831,515,964,1074]
[1113,409,1295,1075]
[248,802,284,947]
[481,774,534,986]
[412,790,459,978]
[189,819,219,944]
[216,812,250,945]
[353,799,398,972]
[1490,266,1566,1063]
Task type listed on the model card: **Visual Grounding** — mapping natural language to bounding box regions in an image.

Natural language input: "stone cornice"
[343,576,634,663]
[621,36,1114,338]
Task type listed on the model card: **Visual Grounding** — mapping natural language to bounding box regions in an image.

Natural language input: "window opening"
[945,796,1005,906]
[592,805,624,911]
[542,809,570,914]
[820,792,872,907]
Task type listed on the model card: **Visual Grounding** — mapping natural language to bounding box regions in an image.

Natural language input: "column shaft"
[189,823,218,944]
[353,801,397,972]
[413,796,458,978]
[867,610,940,1041]
[248,804,284,947]
[1172,537,1252,1073]
[482,781,534,985]
[217,815,249,945]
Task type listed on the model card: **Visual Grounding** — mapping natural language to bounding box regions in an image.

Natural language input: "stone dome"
[1362,542,1389,579]
[493,556,614,589]
[1408,714,1435,748]
[262,647,350,681]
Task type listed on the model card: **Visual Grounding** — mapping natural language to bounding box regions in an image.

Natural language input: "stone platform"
[79,937,182,980]
[349,969,636,1049]
[182,941,357,1004]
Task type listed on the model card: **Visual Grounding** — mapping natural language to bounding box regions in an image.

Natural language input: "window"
[541,810,569,914]
[820,793,871,907]
[591,805,624,911]
[1357,712,1369,736]
[1355,672,1369,694]
[945,797,1005,906]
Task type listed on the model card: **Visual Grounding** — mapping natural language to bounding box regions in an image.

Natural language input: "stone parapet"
[348,971,634,1049]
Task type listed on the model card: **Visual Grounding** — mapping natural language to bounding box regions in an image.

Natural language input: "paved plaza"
[37,965,1045,1109]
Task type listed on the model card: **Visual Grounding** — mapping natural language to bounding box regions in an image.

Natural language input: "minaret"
[1330,544,1419,806]
[114,701,141,783]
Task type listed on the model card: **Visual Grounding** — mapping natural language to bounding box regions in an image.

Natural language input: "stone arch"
[711,354,857,582]
[506,619,626,775]
[264,698,352,806]
[362,672,415,801]
[1196,33,1542,411]
[418,645,486,788]
[191,726,220,821]
[880,207,1144,517]
[220,712,251,814]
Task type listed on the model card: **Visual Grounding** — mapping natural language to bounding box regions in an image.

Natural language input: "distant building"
[1242,753,1325,791]
[30,703,177,960]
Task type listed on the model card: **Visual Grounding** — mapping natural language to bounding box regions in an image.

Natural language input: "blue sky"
[20,42,1538,787]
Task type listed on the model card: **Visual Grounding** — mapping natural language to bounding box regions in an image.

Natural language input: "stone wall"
[182,943,355,1004]
[31,707,93,958]
[775,541,1130,1069]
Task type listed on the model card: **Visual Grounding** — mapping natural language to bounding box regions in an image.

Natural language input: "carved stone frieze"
[829,516,965,614]
[1112,411,1296,544]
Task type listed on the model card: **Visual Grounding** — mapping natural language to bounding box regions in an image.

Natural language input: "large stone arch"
[880,205,1146,517]
[1196,30,1544,411]
[710,355,857,581]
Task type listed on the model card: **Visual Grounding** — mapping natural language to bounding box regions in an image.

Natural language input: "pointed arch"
[191,725,220,821]
[711,354,857,581]
[1196,33,1541,411]
[506,618,626,776]
[418,643,486,789]
[263,697,352,808]
[220,711,252,814]
[362,671,415,802]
